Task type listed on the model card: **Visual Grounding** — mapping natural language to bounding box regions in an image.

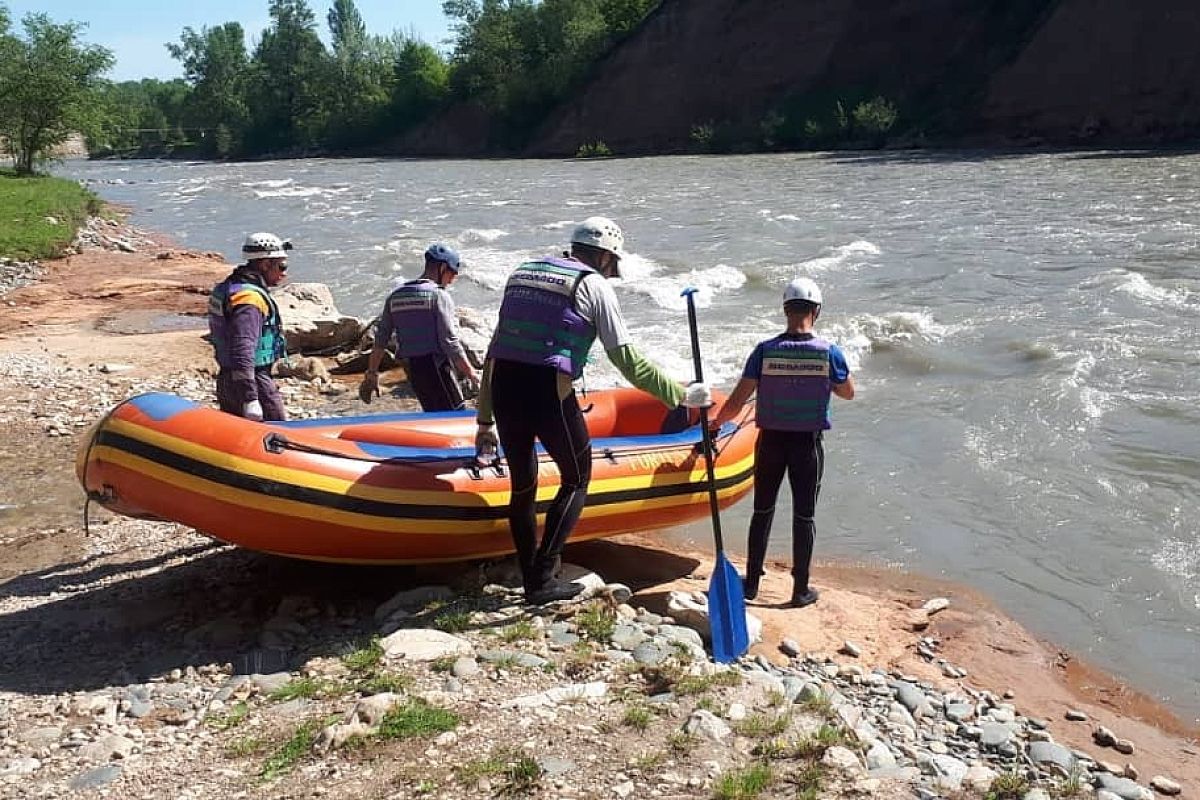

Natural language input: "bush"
[574,140,612,158]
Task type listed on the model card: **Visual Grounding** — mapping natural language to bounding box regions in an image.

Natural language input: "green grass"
[0,171,101,260]
[433,610,472,633]
[357,672,412,695]
[224,735,267,759]
[259,717,336,781]
[733,711,791,738]
[986,771,1031,800]
[342,637,384,673]
[376,700,460,740]
[713,762,773,800]
[455,747,542,796]
[206,701,250,731]
[575,602,617,642]
[499,619,538,643]
[622,704,654,732]
[267,677,340,702]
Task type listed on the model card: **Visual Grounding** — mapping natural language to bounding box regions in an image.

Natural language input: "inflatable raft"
[77,389,757,564]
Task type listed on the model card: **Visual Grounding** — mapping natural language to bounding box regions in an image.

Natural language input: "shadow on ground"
[0,536,699,695]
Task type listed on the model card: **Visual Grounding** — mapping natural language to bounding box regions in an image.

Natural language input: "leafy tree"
[391,37,449,131]
[245,0,329,153]
[324,0,393,147]
[0,10,113,174]
[167,22,250,153]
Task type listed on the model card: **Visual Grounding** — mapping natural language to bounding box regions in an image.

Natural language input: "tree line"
[0,0,658,171]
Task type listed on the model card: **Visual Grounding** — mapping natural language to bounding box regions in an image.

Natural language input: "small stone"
[779,639,801,658]
[922,597,950,615]
[1065,708,1088,721]
[906,609,931,631]
[1149,775,1181,796]
[1113,738,1135,755]
[1094,725,1117,747]
[1124,763,1139,780]
[839,641,861,658]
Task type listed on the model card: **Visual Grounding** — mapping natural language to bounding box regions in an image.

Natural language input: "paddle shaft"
[684,292,726,554]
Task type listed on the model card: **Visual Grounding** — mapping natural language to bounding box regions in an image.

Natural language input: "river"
[60,152,1200,722]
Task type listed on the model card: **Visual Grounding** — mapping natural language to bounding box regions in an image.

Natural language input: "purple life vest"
[755,335,833,432]
[487,257,596,378]
[386,279,440,358]
[207,270,285,369]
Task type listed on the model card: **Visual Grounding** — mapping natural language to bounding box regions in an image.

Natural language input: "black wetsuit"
[746,430,824,592]
[405,354,465,411]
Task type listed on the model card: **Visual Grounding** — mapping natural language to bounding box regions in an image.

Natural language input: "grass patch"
[342,637,384,673]
[267,677,340,702]
[1051,765,1088,798]
[790,724,847,759]
[575,602,617,642]
[356,672,411,695]
[796,692,834,719]
[0,172,101,260]
[563,640,599,678]
[430,656,457,673]
[733,711,791,739]
[787,762,825,800]
[260,717,336,781]
[376,699,460,740]
[433,610,472,633]
[456,748,542,796]
[499,619,538,643]
[674,668,743,696]
[206,701,250,731]
[986,771,1031,800]
[713,762,773,799]
[224,735,267,759]
[668,731,698,754]
[622,704,654,732]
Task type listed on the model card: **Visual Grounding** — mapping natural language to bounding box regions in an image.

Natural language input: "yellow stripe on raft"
[103,417,754,503]
[91,445,753,536]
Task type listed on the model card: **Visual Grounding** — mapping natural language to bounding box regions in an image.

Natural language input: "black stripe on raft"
[96,430,753,522]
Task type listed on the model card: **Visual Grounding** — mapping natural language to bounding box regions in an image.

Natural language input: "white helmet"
[571,217,624,258]
[784,277,823,306]
[242,232,292,261]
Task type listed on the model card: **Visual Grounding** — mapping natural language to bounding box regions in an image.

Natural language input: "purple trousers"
[216,368,287,421]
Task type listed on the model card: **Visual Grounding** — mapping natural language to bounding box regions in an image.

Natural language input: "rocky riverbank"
[0,213,1195,799]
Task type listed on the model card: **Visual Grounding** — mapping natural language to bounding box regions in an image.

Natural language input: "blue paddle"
[682,287,749,663]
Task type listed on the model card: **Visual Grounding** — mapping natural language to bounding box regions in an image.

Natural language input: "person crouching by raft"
[359,244,480,411]
[708,277,855,608]
[207,232,292,422]
[474,217,695,605]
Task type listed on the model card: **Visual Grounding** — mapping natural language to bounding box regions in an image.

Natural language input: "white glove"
[683,381,714,409]
[242,400,264,421]
[475,423,499,463]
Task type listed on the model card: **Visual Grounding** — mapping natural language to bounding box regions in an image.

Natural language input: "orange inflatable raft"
[77,389,757,564]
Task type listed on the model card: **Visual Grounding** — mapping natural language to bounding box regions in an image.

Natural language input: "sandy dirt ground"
[0,221,1195,795]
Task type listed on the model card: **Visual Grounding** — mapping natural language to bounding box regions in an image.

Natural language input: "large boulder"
[274,282,364,354]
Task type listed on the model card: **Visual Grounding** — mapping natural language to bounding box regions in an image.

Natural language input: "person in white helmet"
[207,232,293,421]
[475,217,693,604]
[359,243,479,411]
[708,277,855,608]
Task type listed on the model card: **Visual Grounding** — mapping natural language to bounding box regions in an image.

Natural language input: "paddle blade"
[708,551,750,663]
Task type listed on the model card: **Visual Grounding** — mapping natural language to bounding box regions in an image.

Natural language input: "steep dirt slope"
[530,0,1062,154]
[976,0,1200,143]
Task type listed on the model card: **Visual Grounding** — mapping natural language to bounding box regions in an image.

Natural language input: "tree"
[324,0,393,147]
[391,37,449,131]
[246,0,330,153]
[167,22,250,153]
[0,10,113,174]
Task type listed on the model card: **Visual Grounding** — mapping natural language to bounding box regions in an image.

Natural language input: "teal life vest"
[207,275,287,369]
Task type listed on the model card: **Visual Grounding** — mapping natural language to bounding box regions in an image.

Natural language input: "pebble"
[1149,775,1181,796]
[1065,708,1088,721]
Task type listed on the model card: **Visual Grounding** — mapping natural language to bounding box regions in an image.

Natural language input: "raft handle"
[467,458,507,480]
[602,448,618,463]
[263,432,288,454]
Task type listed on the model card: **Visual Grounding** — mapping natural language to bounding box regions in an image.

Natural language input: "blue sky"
[5,1,453,81]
